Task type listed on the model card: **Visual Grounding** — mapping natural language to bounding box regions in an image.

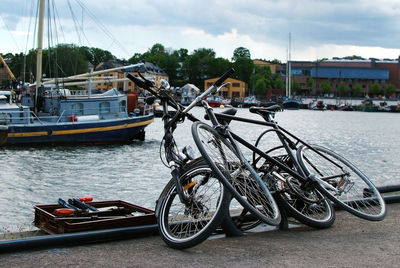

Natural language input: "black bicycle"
[208,105,386,233]
[128,68,283,247]
[127,69,232,249]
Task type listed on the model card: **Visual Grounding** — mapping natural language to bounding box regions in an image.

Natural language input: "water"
[0,107,399,233]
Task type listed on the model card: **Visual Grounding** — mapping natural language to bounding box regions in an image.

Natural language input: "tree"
[80,46,116,67]
[353,83,363,97]
[337,82,348,97]
[385,83,396,98]
[321,80,331,95]
[306,77,315,95]
[369,83,381,96]
[254,79,266,98]
[232,47,251,62]
[232,57,254,85]
[290,78,301,95]
[272,76,284,90]
[182,48,217,89]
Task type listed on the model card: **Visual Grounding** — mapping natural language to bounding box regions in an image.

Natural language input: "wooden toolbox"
[34,200,156,234]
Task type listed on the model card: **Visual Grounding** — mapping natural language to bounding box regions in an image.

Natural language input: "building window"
[72,103,84,115]
[232,83,240,87]
[99,102,110,114]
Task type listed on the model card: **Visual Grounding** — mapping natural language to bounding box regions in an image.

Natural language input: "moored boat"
[309,100,327,110]
[0,86,154,146]
[282,98,300,110]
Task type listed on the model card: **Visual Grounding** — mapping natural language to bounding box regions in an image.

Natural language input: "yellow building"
[204,77,247,99]
[94,61,168,92]
[253,59,279,74]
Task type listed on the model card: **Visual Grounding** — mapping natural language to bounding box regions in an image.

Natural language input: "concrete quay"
[1,203,399,267]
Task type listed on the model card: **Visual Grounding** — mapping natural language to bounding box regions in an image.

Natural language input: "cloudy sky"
[1,0,399,62]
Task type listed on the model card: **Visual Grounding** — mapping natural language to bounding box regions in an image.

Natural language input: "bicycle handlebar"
[214,68,235,87]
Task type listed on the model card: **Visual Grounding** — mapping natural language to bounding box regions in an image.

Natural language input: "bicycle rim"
[192,121,281,226]
[157,162,228,249]
[297,144,386,221]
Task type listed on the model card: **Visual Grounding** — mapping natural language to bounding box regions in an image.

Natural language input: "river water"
[0,107,399,233]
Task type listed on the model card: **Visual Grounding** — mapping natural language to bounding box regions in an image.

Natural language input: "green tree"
[254,78,266,98]
[385,83,396,97]
[337,82,348,97]
[232,47,251,61]
[182,48,217,89]
[321,80,331,95]
[291,78,301,95]
[80,46,116,68]
[306,77,315,95]
[128,53,144,64]
[353,83,363,97]
[232,57,254,85]
[369,83,381,96]
[272,76,284,90]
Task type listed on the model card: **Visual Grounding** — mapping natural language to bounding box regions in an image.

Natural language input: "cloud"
[1,0,400,61]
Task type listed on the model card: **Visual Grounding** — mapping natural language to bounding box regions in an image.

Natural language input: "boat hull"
[282,100,300,110]
[2,115,154,145]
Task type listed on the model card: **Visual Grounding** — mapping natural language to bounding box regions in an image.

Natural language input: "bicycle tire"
[297,144,386,221]
[156,158,230,249]
[191,121,281,226]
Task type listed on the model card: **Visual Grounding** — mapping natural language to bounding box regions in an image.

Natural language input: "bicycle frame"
[209,110,347,188]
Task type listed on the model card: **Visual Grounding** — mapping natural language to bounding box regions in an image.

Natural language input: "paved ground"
[1,203,399,267]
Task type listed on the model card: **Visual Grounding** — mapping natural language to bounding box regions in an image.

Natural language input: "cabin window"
[119,100,126,112]
[72,103,84,115]
[99,102,110,114]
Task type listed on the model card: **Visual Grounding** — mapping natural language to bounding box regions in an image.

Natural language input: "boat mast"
[36,0,45,88]
[288,32,291,98]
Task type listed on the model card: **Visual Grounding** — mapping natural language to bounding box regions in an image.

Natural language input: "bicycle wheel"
[192,121,281,226]
[297,144,386,221]
[253,131,335,229]
[156,158,230,249]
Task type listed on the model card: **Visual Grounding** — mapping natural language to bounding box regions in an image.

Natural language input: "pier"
[1,202,399,266]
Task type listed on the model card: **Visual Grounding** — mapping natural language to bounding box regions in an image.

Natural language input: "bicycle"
[128,68,282,247]
[127,69,231,249]
[207,105,386,232]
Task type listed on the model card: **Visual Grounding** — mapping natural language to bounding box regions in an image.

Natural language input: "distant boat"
[282,98,300,110]
[309,100,327,110]
[205,95,225,107]
[242,96,261,108]
[356,99,378,112]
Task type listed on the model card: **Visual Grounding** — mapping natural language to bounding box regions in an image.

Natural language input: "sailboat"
[282,33,300,110]
[0,0,154,146]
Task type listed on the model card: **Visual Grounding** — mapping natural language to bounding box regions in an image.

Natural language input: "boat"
[356,99,378,112]
[309,100,327,110]
[0,0,154,146]
[282,98,300,110]
[378,101,391,112]
[205,95,224,107]
[0,84,154,146]
[339,104,355,111]
[242,96,261,108]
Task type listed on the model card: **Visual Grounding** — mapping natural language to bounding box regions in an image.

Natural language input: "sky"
[1,0,399,62]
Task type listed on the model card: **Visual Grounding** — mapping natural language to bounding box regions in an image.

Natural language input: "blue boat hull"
[2,115,154,145]
[282,100,300,110]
